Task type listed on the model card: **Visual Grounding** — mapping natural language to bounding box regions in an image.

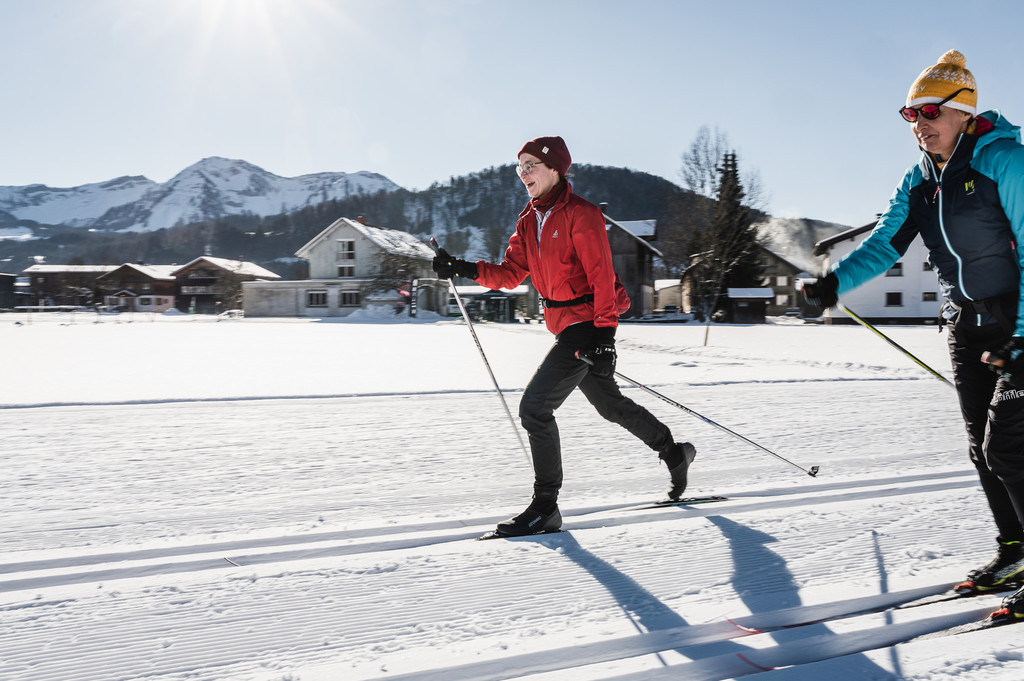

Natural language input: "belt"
[541,293,594,309]
[948,293,1017,328]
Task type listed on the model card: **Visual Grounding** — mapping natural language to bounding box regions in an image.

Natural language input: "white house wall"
[307,224,375,280]
[827,237,942,322]
[243,280,364,317]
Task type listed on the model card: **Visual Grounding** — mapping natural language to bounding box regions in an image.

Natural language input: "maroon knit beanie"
[518,135,571,176]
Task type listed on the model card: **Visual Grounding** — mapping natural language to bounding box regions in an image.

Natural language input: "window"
[338,265,355,278]
[776,275,789,287]
[923,292,938,302]
[886,292,903,307]
[886,262,903,277]
[337,239,355,261]
[340,291,360,307]
[307,290,327,307]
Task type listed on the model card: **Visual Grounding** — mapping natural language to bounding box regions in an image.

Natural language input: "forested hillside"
[0,165,690,279]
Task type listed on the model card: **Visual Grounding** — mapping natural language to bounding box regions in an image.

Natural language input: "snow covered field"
[2,309,1023,680]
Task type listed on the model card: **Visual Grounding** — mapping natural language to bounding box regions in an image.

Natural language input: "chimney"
[357,216,367,224]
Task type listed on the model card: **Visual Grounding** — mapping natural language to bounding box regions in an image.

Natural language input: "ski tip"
[477,529,563,541]
[651,495,728,507]
[428,237,440,253]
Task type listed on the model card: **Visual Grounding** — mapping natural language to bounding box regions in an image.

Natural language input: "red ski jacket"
[473,183,630,336]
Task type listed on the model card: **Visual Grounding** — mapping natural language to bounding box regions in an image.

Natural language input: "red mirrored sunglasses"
[899,88,974,122]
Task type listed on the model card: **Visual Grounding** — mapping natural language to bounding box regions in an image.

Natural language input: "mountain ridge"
[0,156,398,233]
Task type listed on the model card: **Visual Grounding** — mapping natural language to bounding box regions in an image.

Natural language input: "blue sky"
[2,0,1022,227]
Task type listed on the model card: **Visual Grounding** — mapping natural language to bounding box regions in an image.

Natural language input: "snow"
[2,311,1023,680]
[0,157,400,233]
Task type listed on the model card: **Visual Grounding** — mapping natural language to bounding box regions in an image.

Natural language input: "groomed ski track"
[4,319,1024,680]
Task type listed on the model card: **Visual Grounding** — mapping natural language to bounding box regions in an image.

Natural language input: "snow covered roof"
[616,219,656,238]
[812,221,877,256]
[296,217,434,261]
[602,214,663,258]
[99,263,178,281]
[727,287,774,299]
[23,264,119,274]
[655,279,681,291]
[172,256,281,280]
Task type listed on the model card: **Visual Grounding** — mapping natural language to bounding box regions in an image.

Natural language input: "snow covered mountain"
[0,157,399,233]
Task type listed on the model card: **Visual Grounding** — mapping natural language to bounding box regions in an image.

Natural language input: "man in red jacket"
[433,135,695,536]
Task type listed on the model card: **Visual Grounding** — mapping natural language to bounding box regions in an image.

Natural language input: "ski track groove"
[0,478,997,681]
[0,473,978,594]
[0,376,991,681]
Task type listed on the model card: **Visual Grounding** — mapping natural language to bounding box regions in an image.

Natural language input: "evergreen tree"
[686,152,765,344]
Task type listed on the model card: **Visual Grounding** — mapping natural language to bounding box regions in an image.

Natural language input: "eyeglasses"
[515,160,547,176]
[899,87,974,122]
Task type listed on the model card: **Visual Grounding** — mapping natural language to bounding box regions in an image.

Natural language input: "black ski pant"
[948,320,1024,541]
[519,326,674,496]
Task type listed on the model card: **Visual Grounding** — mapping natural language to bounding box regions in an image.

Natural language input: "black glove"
[431,248,478,280]
[576,326,616,378]
[983,336,1024,387]
[802,272,839,308]
[581,343,616,378]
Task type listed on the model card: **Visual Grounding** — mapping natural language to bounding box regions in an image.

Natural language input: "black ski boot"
[956,537,1024,593]
[660,442,696,501]
[495,492,561,537]
[992,583,1024,622]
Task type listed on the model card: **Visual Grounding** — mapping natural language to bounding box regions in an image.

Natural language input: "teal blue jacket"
[833,111,1024,334]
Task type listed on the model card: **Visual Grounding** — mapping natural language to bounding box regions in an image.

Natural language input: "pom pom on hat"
[518,136,571,176]
[907,50,977,115]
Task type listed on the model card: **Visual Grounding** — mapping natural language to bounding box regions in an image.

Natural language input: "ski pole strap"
[541,293,594,309]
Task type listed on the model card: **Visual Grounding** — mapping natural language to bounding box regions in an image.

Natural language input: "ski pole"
[580,357,819,477]
[429,238,531,467]
[839,304,954,388]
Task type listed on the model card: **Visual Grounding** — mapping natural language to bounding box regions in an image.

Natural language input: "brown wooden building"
[602,210,661,318]
[96,264,178,312]
[174,256,280,314]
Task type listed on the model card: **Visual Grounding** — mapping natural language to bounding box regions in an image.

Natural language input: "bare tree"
[364,252,427,296]
[681,126,730,204]
[680,125,769,212]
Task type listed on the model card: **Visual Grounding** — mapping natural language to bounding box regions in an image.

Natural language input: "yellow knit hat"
[907,50,977,115]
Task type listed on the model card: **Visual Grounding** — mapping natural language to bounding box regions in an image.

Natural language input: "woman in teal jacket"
[804,51,1024,621]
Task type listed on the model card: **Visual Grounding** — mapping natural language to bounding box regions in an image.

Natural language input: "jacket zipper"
[932,135,974,304]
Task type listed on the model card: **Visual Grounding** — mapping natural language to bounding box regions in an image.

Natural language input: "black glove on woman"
[431,248,478,280]
[575,325,616,378]
[802,272,839,308]
[984,336,1024,387]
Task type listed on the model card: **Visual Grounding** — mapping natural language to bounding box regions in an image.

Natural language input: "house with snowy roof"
[172,256,280,314]
[813,221,942,324]
[601,208,661,318]
[21,264,119,307]
[243,216,437,318]
[97,263,178,312]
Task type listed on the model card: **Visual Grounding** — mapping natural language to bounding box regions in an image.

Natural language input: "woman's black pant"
[519,327,673,496]
[949,320,1024,541]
